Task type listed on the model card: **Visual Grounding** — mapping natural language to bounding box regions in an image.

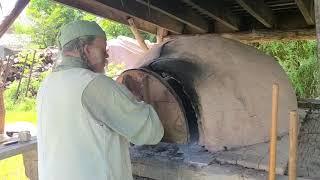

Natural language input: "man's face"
[85,37,109,73]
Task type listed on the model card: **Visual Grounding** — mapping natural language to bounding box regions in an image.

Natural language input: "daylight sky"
[0,0,27,22]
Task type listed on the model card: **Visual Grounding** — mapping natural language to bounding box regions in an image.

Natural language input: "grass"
[0,111,37,180]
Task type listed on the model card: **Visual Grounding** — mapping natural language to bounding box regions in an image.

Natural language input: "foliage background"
[13,0,155,48]
[255,41,320,99]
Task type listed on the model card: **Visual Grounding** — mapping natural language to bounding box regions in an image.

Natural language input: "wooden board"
[117,69,189,144]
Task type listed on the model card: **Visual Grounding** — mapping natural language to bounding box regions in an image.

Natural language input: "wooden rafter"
[93,0,184,34]
[295,0,315,25]
[182,0,240,31]
[235,0,274,28]
[167,28,315,43]
[136,0,209,33]
[54,0,184,34]
[0,0,29,38]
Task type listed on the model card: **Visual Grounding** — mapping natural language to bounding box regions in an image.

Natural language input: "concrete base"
[23,149,38,180]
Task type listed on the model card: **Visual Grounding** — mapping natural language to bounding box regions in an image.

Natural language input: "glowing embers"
[117,69,189,144]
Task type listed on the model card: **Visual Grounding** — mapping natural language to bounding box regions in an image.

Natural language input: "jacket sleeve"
[82,74,164,145]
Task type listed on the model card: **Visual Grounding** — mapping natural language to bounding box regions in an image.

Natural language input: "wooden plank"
[0,137,37,161]
[136,0,209,33]
[93,0,184,34]
[0,0,29,38]
[182,0,240,31]
[167,28,315,43]
[235,0,274,28]
[295,0,315,25]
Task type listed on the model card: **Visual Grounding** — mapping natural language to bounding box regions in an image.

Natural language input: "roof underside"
[53,0,316,39]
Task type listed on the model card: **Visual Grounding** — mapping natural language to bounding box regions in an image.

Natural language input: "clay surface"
[135,35,297,151]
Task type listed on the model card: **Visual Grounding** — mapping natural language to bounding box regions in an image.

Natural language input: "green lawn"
[0,111,37,180]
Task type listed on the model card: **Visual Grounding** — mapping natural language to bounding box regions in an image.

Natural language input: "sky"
[0,0,27,22]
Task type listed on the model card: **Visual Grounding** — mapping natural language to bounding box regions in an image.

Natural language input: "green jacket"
[37,55,164,180]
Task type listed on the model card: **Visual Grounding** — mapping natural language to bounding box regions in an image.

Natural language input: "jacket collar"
[54,55,90,72]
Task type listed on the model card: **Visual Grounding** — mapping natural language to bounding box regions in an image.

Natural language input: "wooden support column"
[296,0,315,25]
[23,149,38,180]
[128,18,149,52]
[156,28,168,43]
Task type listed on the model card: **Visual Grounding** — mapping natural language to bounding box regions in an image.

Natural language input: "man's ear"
[83,44,90,57]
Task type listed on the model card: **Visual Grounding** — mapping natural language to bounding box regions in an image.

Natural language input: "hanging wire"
[120,0,125,8]
[147,0,151,17]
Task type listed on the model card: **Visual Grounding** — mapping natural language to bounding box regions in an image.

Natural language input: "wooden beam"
[54,0,157,34]
[93,0,184,34]
[0,137,36,161]
[54,0,184,34]
[136,0,209,33]
[166,28,316,43]
[235,0,274,28]
[128,18,149,51]
[182,0,240,31]
[295,0,315,25]
[0,0,29,38]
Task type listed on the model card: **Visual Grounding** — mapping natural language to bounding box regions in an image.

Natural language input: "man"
[37,20,164,180]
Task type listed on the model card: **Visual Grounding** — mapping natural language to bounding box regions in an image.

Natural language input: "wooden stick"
[268,83,279,180]
[289,111,298,180]
[128,18,149,52]
[0,88,5,134]
[25,50,36,97]
[14,54,28,103]
[0,56,14,134]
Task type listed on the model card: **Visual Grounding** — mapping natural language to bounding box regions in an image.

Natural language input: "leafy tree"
[255,41,320,98]
[14,0,84,48]
[13,0,155,48]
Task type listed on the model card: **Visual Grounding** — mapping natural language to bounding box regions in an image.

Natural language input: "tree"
[13,0,155,48]
[14,0,84,48]
[255,40,320,98]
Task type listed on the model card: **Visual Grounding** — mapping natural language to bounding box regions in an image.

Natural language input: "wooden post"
[128,18,149,52]
[156,27,168,44]
[0,56,14,135]
[289,111,298,180]
[268,83,279,180]
[0,88,5,135]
